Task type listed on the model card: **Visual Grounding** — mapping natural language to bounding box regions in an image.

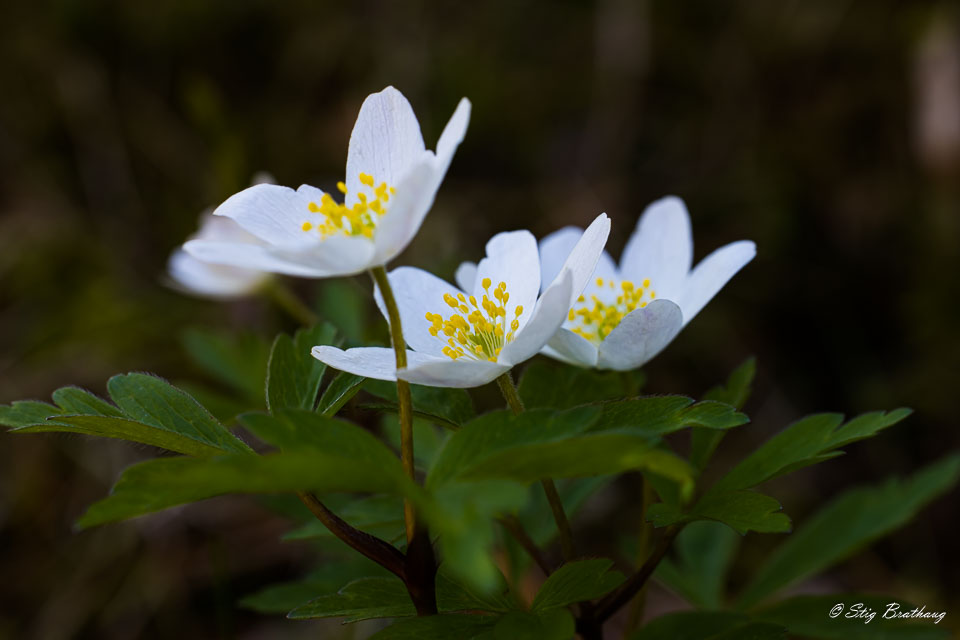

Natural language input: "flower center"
[568,278,656,344]
[301,172,396,239]
[426,278,524,362]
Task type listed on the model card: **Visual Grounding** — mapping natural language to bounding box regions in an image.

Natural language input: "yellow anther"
[359,172,374,187]
[302,172,394,239]
[444,293,459,308]
[515,305,523,316]
[308,202,321,213]
[482,277,492,289]
[567,277,657,344]
[301,222,313,231]
[336,181,348,194]
[430,284,518,362]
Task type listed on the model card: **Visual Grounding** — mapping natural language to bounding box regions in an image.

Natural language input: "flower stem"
[625,477,656,631]
[263,280,319,326]
[494,372,576,562]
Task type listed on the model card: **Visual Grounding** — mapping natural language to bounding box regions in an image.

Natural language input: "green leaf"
[737,454,960,608]
[77,448,413,529]
[520,477,612,546]
[51,387,124,417]
[427,407,599,488]
[181,328,270,401]
[16,415,227,457]
[531,558,624,612]
[317,372,366,416]
[654,520,741,609]
[283,495,405,544]
[754,595,950,639]
[593,396,748,436]
[287,577,414,621]
[649,490,791,535]
[715,409,912,492]
[460,432,694,489]
[691,358,756,471]
[371,615,498,640]
[630,611,750,640]
[381,415,446,469]
[266,323,338,413]
[0,400,61,428]
[106,373,251,454]
[239,558,390,613]
[494,610,575,640]
[518,360,635,409]
[318,279,368,343]
[707,623,786,640]
[365,380,475,428]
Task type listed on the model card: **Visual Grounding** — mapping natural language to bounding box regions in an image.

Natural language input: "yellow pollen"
[568,277,657,344]
[302,172,394,239]
[430,280,523,362]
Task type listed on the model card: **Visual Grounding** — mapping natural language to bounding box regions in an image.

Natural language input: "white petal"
[454,261,477,292]
[212,184,327,249]
[374,266,462,358]
[345,86,427,203]
[398,358,510,389]
[167,249,266,298]
[370,160,437,265]
[543,329,599,367]
[434,97,471,178]
[311,346,449,382]
[543,214,611,308]
[539,225,618,297]
[193,214,261,244]
[619,196,693,299]
[474,230,541,333]
[677,240,756,326]
[184,236,375,278]
[596,299,684,370]
[499,270,573,366]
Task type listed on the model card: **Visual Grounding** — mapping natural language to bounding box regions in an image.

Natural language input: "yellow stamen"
[302,172,395,238]
[567,277,657,344]
[429,281,523,362]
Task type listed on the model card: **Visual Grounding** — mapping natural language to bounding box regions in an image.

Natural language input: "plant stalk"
[264,280,319,326]
[494,372,576,561]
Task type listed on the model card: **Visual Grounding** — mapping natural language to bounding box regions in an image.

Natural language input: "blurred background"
[1,1,958,638]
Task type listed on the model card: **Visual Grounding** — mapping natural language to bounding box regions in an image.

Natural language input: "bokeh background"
[2,1,959,638]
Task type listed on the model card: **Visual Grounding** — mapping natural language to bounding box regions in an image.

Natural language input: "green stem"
[626,476,656,630]
[264,280,319,326]
[370,266,417,544]
[495,372,576,562]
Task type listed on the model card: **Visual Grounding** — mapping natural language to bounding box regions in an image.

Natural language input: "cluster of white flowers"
[170,87,755,388]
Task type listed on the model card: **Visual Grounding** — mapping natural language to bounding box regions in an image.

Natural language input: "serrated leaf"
[593,396,748,436]
[365,380,475,428]
[531,558,624,612]
[283,495,405,543]
[77,447,414,529]
[239,557,390,613]
[51,387,124,417]
[691,357,757,471]
[371,614,498,640]
[654,520,740,609]
[266,324,338,413]
[518,360,637,409]
[715,409,912,492]
[754,595,950,639]
[0,401,61,428]
[106,373,251,454]
[181,328,270,401]
[317,372,366,416]
[737,454,960,608]
[16,415,226,457]
[287,577,414,621]
[427,407,599,489]
[648,490,791,535]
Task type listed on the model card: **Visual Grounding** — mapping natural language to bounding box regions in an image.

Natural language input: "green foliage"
[365,379,475,428]
[648,489,791,534]
[593,396,749,436]
[492,609,575,639]
[287,577,416,622]
[265,323,337,412]
[714,409,912,492]
[370,615,498,639]
[3,376,251,456]
[181,327,270,401]
[518,360,641,409]
[239,558,391,613]
[737,454,960,608]
[655,521,740,609]
[283,495,405,544]
[317,372,366,416]
[531,558,624,612]
[691,357,756,471]
[630,611,757,639]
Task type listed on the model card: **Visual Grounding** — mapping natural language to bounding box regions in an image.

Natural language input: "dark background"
[1,1,958,638]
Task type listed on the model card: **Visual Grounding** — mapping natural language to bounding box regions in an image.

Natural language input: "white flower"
[531,196,755,370]
[184,87,471,278]
[311,214,611,388]
[167,213,271,298]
